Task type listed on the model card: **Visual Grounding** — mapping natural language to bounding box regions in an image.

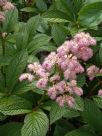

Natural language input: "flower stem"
[32,91,46,111]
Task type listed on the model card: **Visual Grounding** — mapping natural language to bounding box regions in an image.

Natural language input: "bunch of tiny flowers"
[87,65,102,80]
[19,32,96,108]
[0,0,14,23]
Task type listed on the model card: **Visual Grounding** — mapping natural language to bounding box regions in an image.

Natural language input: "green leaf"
[32,42,56,55]
[50,102,67,124]
[81,99,102,132]
[78,2,102,27]
[55,0,75,21]
[54,119,74,136]
[51,24,67,45]
[77,74,86,87]
[73,96,84,111]
[93,96,102,108]
[21,110,49,136]
[6,49,28,92]
[0,112,7,121]
[50,102,70,124]
[36,0,47,12]
[27,15,41,40]
[63,109,80,119]
[27,34,51,53]
[0,122,23,136]
[3,8,18,32]
[43,10,70,22]
[21,7,37,13]
[65,128,96,136]
[13,81,35,94]
[0,95,32,115]
[0,56,11,66]
[99,44,102,64]
[85,0,102,4]
[16,28,29,51]
[28,55,39,63]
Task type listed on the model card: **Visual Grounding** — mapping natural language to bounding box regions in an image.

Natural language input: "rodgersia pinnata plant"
[1,0,102,136]
[19,32,98,108]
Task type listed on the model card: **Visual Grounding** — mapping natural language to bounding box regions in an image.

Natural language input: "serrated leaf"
[55,0,75,21]
[6,49,28,92]
[21,110,49,136]
[51,24,67,45]
[63,109,80,118]
[81,99,102,132]
[16,27,29,51]
[73,96,84,111]
[3,8,18,32]
[0,96,32,115]
[93,96,102,108]
[13,81,35,94]
[50,102,70,124]
[27,34,51,53]
[0,122,23,136]
[78,2,102,27]
[27,15,41,40]
[43,10,69,22]
[77,74,86,87]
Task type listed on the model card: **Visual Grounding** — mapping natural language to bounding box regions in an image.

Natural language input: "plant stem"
[33,91,46,111]
[88,77,102,97]
[88,82,100,97]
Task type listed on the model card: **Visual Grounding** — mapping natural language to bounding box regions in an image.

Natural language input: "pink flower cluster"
[48,80,83,107]
[0,0,14,22]
[87,65,102,80]
[19,32,96,107]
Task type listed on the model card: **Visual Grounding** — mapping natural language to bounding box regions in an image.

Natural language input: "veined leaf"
[21,110,49,136]
[73,96,84,111]
[51,24,67,45]
[50,102,79,124]
[3,8,18,32]
[13,81,35,94]
[55,0,75,21]
[78,2,102,27]
[43,10,70,22]
[0,95,32,115]
[81,99,102,132]
[27,15,41,40]
[27,34,51,53]
[77,74,86,87]
[50,102,68,124]
[6,49,28,92]
[93,96,102,109]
